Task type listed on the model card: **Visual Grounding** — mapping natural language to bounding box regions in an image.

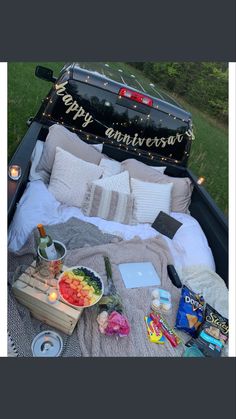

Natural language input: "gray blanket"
[8,218,121,357]
[8,217,228,357]
[9,217,187,357]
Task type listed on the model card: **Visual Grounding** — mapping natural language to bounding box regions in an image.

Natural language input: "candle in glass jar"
[47,290,59,304]
[9,165,21,180]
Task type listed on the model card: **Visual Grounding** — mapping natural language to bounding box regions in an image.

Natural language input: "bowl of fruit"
[58,266,104,308]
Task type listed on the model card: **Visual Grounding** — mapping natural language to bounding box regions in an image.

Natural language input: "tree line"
[127,62,228,123]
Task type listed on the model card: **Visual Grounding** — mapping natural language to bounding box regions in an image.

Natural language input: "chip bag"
[186,304,229,357]
[175,285,205,336]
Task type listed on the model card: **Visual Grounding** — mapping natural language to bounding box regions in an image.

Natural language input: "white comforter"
[8,180,215,275]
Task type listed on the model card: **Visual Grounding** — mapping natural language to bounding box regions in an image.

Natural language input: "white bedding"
[8,180,215,275]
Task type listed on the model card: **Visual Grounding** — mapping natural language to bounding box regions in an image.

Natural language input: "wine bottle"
[37,224,58,260]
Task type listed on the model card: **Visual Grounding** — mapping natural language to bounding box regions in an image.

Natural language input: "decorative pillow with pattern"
[131,177,173,224]
[82,184,135,225]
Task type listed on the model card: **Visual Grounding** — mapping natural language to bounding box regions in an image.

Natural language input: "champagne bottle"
[37,224,57,260]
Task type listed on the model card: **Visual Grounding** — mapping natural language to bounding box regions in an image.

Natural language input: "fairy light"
[197,176,205,185]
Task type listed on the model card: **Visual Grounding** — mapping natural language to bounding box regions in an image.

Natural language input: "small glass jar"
[9,165,21,181]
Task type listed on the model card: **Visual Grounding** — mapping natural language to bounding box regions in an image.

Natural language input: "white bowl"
[57,265,104,309]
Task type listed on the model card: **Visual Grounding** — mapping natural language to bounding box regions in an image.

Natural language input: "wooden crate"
[12,263,83,335]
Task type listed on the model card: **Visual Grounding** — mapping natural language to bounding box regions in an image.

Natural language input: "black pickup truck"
[8,63,228,284]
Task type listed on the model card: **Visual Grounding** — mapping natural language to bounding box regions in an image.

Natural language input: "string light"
[197,176,205,185]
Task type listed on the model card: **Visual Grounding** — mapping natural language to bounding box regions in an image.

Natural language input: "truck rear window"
[49,80,191,162]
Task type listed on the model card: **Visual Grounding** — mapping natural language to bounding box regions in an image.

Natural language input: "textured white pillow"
[48,147,103,208]
[99,158,122,177]
[131,177,173,223]
[29,140,44,181]
[150,166,166,174]
[91,143,103,152]
[92,170,130,193]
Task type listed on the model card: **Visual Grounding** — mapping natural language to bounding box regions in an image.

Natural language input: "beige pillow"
[36,124,103,183]
[121,158,193,213]
[82,184,135,224]
[48,147,103,208]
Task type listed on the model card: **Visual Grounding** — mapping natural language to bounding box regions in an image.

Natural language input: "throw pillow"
[48,147,103,208]
[131,177,173,223]
[36,124,103,183]
[82,184,135,224]
[29,140,44,182]
[150,166,166,173]
[92,170,130,193]
[99,157,122,177]
[122,158,192,213]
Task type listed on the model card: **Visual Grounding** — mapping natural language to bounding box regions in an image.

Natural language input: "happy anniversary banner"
[54,81,195,151]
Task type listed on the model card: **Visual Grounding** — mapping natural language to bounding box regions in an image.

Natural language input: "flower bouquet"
[96,256,130,337]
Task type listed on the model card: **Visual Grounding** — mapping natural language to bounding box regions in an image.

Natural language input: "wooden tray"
[12,262,83,335]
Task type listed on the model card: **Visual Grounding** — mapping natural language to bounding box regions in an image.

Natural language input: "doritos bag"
[175,286,205,336]
[186,304,229,357]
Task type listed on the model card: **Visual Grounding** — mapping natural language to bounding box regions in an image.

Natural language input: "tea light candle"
[197,176,205,185]
[47,290,59,304]
[9,165,21,181]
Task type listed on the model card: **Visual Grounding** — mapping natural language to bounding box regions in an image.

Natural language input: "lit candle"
[197,176,205,185]
[9,165,21,180]
[47,290,59,304]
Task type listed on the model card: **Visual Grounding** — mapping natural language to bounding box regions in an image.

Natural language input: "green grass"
[8,62,64,159]
[8,62,228,215]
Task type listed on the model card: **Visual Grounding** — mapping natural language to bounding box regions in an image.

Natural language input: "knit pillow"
[48,147,103,208]
[36,124,103,183]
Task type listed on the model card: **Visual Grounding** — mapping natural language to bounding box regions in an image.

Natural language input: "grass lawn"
[8,62,228,215]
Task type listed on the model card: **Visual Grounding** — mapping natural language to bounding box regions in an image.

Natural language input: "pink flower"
[105,311,130,337]
[97,311,109,334]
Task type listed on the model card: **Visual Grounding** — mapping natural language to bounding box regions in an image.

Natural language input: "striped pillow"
[82,184,135,225]
[131,178,173,223]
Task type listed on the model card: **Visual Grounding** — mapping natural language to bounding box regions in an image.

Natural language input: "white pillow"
[131,177,173,223]
[91,143,103,152]
[99,158,122,177]
[92,170,130,193]
[48,147,103,208]
[29,140,44,181]
[150,166,166,174]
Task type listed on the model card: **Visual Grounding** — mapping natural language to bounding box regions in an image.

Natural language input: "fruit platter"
[58,266,104,308]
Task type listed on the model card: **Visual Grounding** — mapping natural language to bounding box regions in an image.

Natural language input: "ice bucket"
[37,240,67,278]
